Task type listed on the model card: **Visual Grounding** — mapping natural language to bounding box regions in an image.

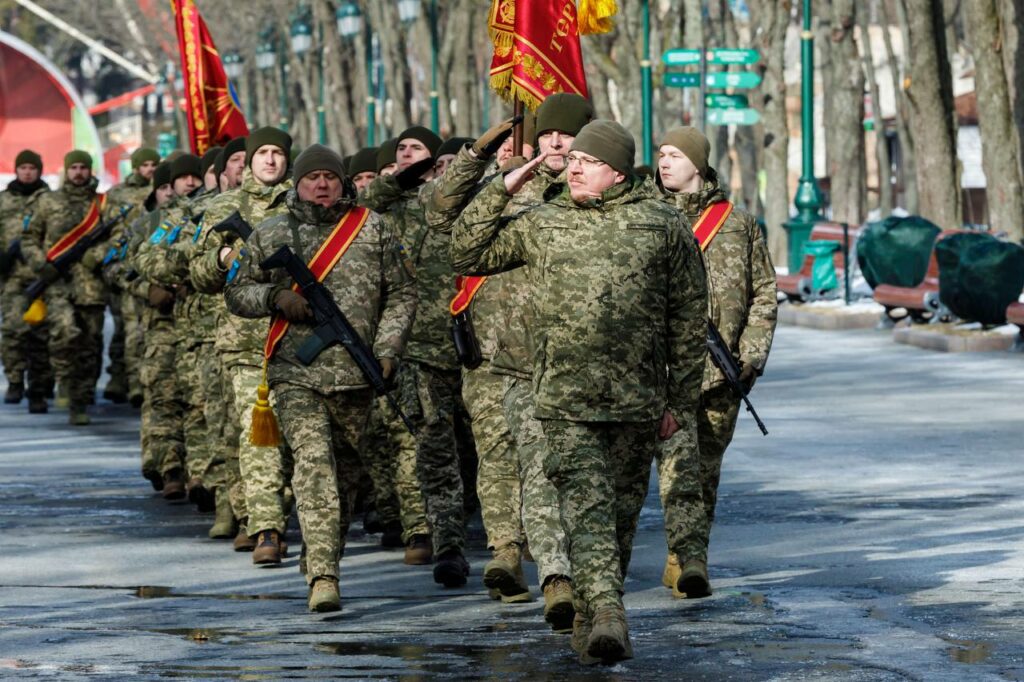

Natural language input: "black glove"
[274,289,313,322]
[472,115,522,158]
[738,362,757,391]
[395,158,436,190]
[147,283,175,310]
[38,262,61,284]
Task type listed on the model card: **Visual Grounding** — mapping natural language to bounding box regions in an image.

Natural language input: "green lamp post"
[640,0,653,166]
[256,30,288,132]
[337,2,375,146]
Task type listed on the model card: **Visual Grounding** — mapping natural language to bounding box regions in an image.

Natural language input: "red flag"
[488,0,589,110]
[171,0,249,155]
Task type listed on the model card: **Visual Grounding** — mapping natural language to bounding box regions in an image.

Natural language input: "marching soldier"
[347,147,378,192]
[218,136,248,192]
[451,121,708,664]
[656,127,777,597]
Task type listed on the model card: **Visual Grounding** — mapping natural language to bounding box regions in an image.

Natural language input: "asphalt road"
[0,324,1022,680]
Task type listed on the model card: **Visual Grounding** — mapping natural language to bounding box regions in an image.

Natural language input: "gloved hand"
[395,158,436,190]
[738,362,757,391]
[274,289,313,322]
[38,262,61,284]
[472,116,522,158]
[147,283,175,309]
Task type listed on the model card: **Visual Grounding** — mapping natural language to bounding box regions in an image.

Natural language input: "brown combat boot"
[680,558,711,598]
[252,530,283,566]
[662,552,681,589]
[542,576,575,632]
[483,543,531,603]
[403,534,433,565]
[233,520,256,552]
[570,611,592,654]
[307,576,341,613]
[161,468,186,500]
[581,603,633,666]
[27,394,48,414]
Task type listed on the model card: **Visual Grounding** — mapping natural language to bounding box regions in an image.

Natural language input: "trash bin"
[803,240,840,293]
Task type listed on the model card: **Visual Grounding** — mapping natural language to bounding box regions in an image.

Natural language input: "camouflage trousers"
[411,363,465,556]
[0,279,53,396]
[228,360,291,533]
[106,290,126,390]
[655,410,709,563]
[177,340,216,481]
[139,323,186,476]
[501,375,572,583]
[46,297,104,408]
[121,293,144,400]
[695,383,740,536]
[462,366,522,550]
[273,384,373,583]
[540,419,658,613]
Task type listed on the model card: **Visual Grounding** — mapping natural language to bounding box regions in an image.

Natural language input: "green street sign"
[705,71,763,89]
[707,108,761,126]
[662,48,702,66]
[705,94,749,109]
[708,48,760,65]
[664,72,702,88]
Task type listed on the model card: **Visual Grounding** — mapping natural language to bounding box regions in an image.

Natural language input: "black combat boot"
[4,382,24,404]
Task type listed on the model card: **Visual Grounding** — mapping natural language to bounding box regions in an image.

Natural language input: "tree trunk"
[998,0,1024,183]
[825,0,867,225]
[879,0,918,212]
[964,0,1024,240]
[816,0,835,188]
[858,5,893,215]
[902,0,961,229]
[682,0,705,130]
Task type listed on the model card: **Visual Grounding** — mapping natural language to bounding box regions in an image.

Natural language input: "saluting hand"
[503,152,549,196]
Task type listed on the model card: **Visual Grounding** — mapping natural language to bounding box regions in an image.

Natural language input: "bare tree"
[859,1,893,215]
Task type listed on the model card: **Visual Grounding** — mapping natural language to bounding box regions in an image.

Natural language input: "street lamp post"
[222,50,251,123]
[291,9,325,144]
[429,0,439,134]
[257,31,288,132]
[337,2,375,146]
[783,0,824,269]
[640,0,653,166]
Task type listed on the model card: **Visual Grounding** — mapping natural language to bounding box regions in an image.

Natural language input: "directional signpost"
[665,72,701,88]
[707,108,761,126]
[661,47,762,129]
[705,71,762,89]
[705,93,749,109]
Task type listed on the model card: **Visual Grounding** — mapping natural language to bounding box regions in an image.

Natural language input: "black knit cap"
[200,146,223,176]
[348,147,379,176]
[216,136,247,177]
[292,144,346,181]
[245,126,293,166]
[437,137,473,158]
[396,126,442,158]
[376,138,398,172]
[15,149,42,171]
[170,154,202,183]
[153,161,172,188]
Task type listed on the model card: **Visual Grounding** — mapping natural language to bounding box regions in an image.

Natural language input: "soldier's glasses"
[566,154,607,169]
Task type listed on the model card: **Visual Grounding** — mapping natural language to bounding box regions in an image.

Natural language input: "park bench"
[873,230,962,324]
[1008,301,1024,336]
[777,222,860,302]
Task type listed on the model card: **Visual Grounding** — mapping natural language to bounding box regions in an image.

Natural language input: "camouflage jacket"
[104,172,151,228]
[663,170,777,389]
[361,173,458,372]
[451,174,708,422]
[22,178,109,306]
[0,179,50,285]
[190,170,292,363]
[224,189,416,394]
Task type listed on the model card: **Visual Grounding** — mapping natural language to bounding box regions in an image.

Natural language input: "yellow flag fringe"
[577,0,618,35]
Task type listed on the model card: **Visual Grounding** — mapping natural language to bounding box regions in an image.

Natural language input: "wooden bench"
[1008,301,1024,328]
[873,230,962,323]
[777,222,860,302]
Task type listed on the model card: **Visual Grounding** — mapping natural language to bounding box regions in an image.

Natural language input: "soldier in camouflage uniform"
[656,127,777,597]
[1,149,52,413]
[102,147,158,406]
[191,127,294,559]
[22,151,114,425]
[225,145,416,612]
[217,136,247,192]
[451,120,708,665]
[347,147,378,193]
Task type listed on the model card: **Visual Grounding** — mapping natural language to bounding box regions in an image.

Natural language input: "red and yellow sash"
[450,275,488,316]
[46,194,106,262]
[693,200,733,252]
[263,206,370,359]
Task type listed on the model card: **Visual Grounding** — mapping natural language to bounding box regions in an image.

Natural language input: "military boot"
[542,576,575,632]
[662,552,681,589]
[234,520,257,552]
[4,382,24,404]
[54,384,69,409]
[432,549,470,588]
[143,468,164,492]
[129,393,144,408]
[208,493,236,539]
[68,405,90,426]
[187,477,216,513]
[403,534,433,565]
[252,530,283,566]
[483,542,531,603]
[679,558,711,598]
[308,576,341,613]
[581,603,632,666]
[27,394,48,414]
[161,468,187,500]
[380,520,404,548]
[570,611,592,654]
[102,375,128,404]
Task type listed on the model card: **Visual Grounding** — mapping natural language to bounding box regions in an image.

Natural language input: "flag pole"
[513,97,524,156]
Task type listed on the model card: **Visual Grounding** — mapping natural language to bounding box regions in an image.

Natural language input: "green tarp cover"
[857,215,941,289]
[937,232,1024,325]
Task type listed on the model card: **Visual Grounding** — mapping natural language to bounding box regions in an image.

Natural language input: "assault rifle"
[24,205,130,301]
[706,321,768,436]
[212,210,253,240]
[259,245,416,435]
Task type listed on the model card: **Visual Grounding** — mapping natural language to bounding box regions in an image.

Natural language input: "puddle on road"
[151,628,224,644]
[945,638,992,664]
[316,640,553,675]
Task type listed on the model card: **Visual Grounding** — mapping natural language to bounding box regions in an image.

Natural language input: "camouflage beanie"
[245,126,293,166]
[397,126,443,158]
[153,161,172,188]
[130,147,160,169]
[169,154,202,183]
[437,137,473,158]
[200,146,223,177]
[348,147,379,176]
[64,150,93,170]
[293,144,346,181]
[659,126,710,177]
[570,120,636,175]
[535,93,594,141]
[217,136,247,177]
[15,149,43,171]
[376,138,398,172]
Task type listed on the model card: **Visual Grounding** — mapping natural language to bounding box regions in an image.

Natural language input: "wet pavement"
[0,324,1022,680]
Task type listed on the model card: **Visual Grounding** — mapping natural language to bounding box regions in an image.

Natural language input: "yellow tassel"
[249,364,282,447]
[23,298,47,325]
[577,0,618,35]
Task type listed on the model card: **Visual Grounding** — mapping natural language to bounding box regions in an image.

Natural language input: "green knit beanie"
[245,126,293,166]
[535,93,595,141]
[293,144,346,181]
[437,137,473,158]
[348,147,379,176]
[200,146,223,176]
[153,161,172,188]
[396,126,442,158]
[130,147,160,169]
[217,136,247,177]
[659,126,710,176]
[64,150,93,170]
[170,154,202,183]
[376,138,398,172]
[15,149,43,171]
[570,120,636,175]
